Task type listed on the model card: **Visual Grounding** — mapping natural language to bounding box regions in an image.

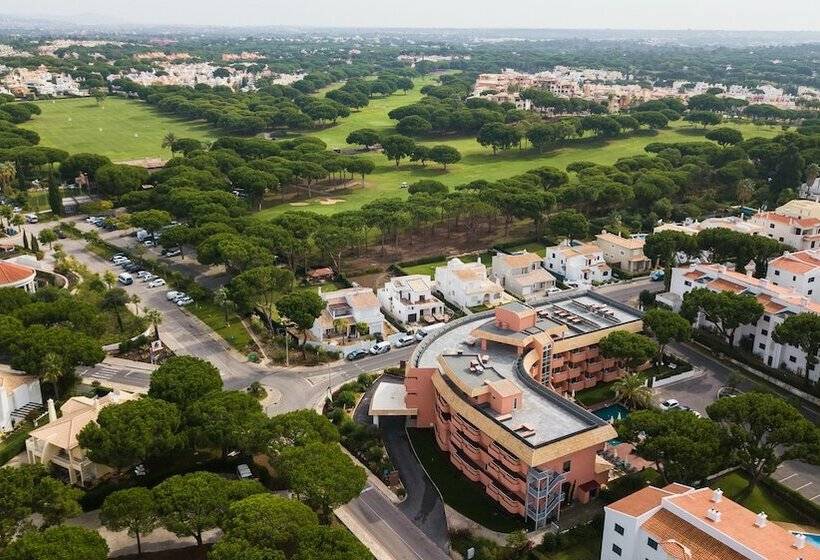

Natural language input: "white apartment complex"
[602,484,819,560]
[594,231,652,275]
[434,257,504,310]
[749,199,820,251]
[654,216,764,237]
[545,240,612,284]
[766,250,820,302]
[309,287,385,342]
[377,275,445,326]
[666,263,820,381]
[491,251,556,300]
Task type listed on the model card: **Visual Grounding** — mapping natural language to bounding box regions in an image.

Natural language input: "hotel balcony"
[550,369,570,384]
[550,355,565,369]
[586,360,603,374]
[602,369,623,382]
[583,377,598,389]
[569,379,586,392]
[488,461,526,496]
[488,443,527,476]
[486,483,525,516]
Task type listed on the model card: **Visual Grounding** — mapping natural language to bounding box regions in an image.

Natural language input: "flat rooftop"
[414,291,630,448]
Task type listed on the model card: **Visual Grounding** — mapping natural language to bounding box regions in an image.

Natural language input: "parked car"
[166,290,184,301]
[679,405,702,418]
[117,273,133,286]
[650,269,665,282]
[142,273,157,282]
[659,398,680,411]
[136,271,153,280]
[25,213,38,224]
[4,227,17,236]
[394,335,416,348]
[112,253,127,262]
[346,348,369,361]
[176,296,194,306]
[143,240,155,248]
[369,341,391,355]
[163,248,182,258]
[148,278,166,288]
[124,264,142,273]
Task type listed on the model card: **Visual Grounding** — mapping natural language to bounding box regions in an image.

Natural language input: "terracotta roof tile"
[607,486,672,517]
[643,509,747,560]
[0,260,35,286]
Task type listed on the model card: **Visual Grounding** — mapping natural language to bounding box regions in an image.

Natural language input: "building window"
[759,343,765,350]
[810,290,814,295]
[614,523,624,535]
[761,329,768,336]
[562,460,572,473]
[793,276,797,281]
[774,270,780,276]
[810,277,816,283]
[647,538,658,550]
[684,281,692,287]
[612,543,622,556]
[789,356,797,363]
[763,315,770,322]
[769,223,775,229]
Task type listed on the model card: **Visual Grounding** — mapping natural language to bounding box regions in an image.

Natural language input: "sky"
[5,0,819,31]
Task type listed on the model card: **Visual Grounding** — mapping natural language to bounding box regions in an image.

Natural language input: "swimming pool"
[802,532,820,548]
[593,403,630,423]
[593,404,630,445]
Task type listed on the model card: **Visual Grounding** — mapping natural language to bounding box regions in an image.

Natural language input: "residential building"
[434,258,504,310]
[601,484,820,560]
[544,241,612,285]
[382,294,645,526]
[749,199,820,250]
[0,260,37,293]
[26,392,138,486]
[309,287,385,342]
[594,231,652,275]
[664,263,820,382]
[378,275,446,326]
[766,250,820,301]
[654,216,763,237]
[491,251,556,300]
[0,370,42,433]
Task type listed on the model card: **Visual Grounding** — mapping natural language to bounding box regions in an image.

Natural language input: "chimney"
[793,533,806,550]
[47,398,57,423]
[706,508,721,522]
[754,512,768,528]
[711,488,723,503]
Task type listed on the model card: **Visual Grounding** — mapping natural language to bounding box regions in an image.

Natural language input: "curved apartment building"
[402,292,644,528]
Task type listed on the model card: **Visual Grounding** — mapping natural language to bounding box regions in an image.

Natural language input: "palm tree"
[161,132,178,155]
[103,271,116,289]
[0,162,15,195]
[101,288,130,332]
[130,293,141,315]
[145,308,163,340]
[213,287,234,326]
[41,352,64,400]
[612,373,653,409]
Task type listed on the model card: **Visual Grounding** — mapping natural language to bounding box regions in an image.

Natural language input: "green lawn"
[504,241,547,257]
[20,97,218,161]
[187,299,253,353]
[710,471,806,524]
[408,428,526,533]
[260,112,784,218]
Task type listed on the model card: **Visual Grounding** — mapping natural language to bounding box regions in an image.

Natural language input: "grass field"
[259,75,786,218]
[400,253,490,277]
[20,97,218,161]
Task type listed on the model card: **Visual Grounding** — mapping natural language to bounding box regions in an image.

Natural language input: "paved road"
[657,341,820,503]
[595,276,665,307]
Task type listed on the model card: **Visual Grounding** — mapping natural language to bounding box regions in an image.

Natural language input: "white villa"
[434,258,504,310]
[309,287,385,342]
[766,249,820,302]
[377,275,446,326]
[491,251,556,301]
[544,240,611,285]
[0,370,42,433]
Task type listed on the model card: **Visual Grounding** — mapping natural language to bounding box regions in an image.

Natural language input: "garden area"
[408,428,526,532]
[398,251,493,277]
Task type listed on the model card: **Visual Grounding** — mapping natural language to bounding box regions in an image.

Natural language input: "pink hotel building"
[403,293,643,528]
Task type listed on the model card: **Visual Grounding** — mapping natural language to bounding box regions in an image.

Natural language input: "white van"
[135,229,150,242]
[369,341,391,355]
[117,272,133,285]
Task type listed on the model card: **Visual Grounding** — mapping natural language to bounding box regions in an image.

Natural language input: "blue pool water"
[803,533,820,548]
[593,404,630,422]
[592,404,630,445]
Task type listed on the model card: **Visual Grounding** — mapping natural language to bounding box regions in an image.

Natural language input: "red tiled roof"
[0,260,35,286]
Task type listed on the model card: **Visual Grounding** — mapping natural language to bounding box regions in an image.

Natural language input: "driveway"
[355,377,449,550]
[656,341,820,503]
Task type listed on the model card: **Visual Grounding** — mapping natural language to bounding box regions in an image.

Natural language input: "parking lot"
[655,342,820,504]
